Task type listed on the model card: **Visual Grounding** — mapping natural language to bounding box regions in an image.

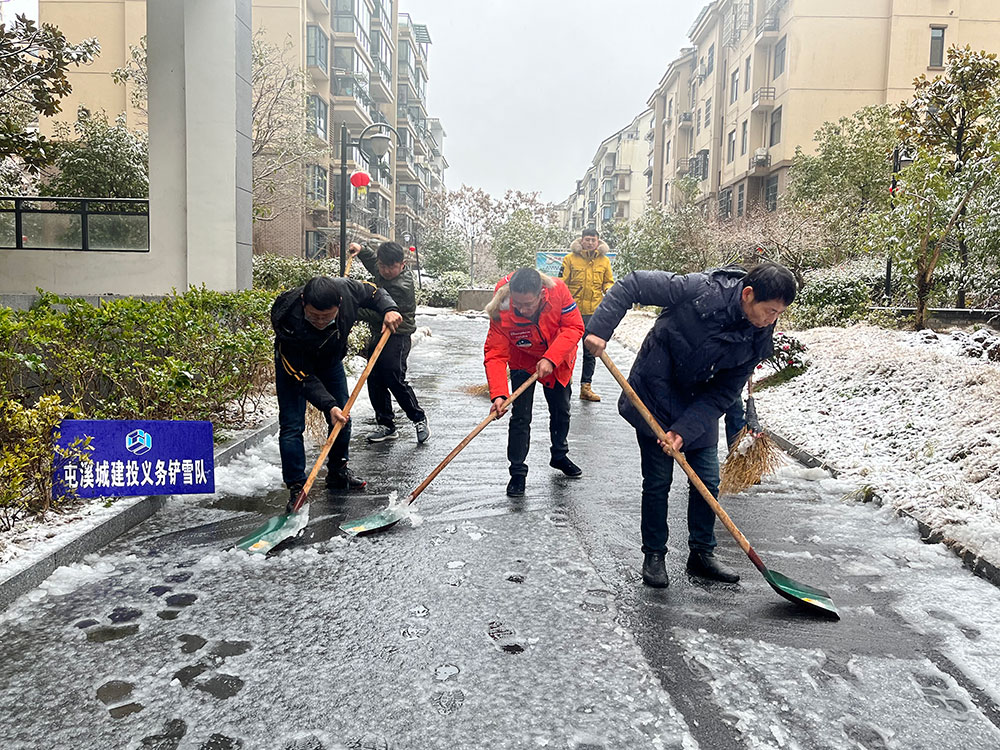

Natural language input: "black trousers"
[507,369,571,477]
[580,314,596,384]
[367,333,425,429]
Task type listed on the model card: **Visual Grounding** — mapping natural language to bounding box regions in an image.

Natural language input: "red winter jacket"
[483,273,585,400]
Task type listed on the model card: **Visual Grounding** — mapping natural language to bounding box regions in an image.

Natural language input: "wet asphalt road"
[2,311,1000,749]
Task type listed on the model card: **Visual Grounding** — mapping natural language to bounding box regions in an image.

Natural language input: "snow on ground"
[614,312,1000,570]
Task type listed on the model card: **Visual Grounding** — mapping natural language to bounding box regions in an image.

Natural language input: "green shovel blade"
[339,505,408,536]
[235,506,310,554]
[763,568,840,620]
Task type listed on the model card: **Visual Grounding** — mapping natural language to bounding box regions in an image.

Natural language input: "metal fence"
[0,196,149,252]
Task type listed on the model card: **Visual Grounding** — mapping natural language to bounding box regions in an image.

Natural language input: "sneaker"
[579,383,601,402]
[367,425,398,443]
[285,483,305,514]
[686,550,740,583]
[414,419,430,444]
[506,475,526,497]
[549,456,582,477]
[326,466,367,491]
[642,552,669,588]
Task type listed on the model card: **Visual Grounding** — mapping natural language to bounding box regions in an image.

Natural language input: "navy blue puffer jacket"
[586,267,774,450]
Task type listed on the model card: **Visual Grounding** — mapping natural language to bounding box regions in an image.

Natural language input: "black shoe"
[285,483,305,514]
[549,456,582,477]
[326,466,367,492]
[506,475,525,497]
[642,552,669,588]
[686,551,740,583]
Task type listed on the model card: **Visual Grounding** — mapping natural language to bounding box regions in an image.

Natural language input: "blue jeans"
[636,432,720,554]
[723,397,746,449]
[275,355,350,487]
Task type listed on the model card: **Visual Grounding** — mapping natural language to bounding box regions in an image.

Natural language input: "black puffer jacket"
[271,278,398,412]
[586,267,774,450]
[354,246,417,337]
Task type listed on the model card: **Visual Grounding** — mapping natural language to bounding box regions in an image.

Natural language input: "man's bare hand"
[348,242,362,257]
[657,431,683,455]
[382,311,403,333]
[536,358,555,379]
[329,407,348,425]
[584,334,607,357]
[490,396,509,418]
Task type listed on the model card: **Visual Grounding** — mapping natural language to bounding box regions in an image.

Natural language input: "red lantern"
[409,245,416,253]
[349,171,371,188]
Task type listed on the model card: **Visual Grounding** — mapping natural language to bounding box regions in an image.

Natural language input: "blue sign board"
[54,420,215,498]
[535,250,617,276]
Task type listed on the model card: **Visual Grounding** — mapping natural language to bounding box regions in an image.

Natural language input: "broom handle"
[408,372,540,504]
[291,327,392,512]
[600,351,766,570]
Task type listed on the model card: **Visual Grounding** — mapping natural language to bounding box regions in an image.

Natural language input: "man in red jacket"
[484,267,586,497]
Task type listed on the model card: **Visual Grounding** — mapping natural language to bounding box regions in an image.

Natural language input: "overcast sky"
[400,0,691,203]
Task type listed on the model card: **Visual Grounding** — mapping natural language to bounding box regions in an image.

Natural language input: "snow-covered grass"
[613,312,1000,572]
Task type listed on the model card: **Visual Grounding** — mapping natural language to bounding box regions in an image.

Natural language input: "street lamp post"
[886,146,913,299]
[338,121,400,277]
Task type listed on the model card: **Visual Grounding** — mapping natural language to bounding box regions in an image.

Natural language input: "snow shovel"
[235,327,393,554]
[339,372,541,536]
[599,351,840,620]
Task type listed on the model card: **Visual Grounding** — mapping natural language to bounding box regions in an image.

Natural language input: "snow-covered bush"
[417,270,469,308]
[762,331,809,373]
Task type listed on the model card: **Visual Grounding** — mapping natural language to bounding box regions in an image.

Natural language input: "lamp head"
[367,132,392,158]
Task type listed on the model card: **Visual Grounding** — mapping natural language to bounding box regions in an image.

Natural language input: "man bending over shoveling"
[583,263,796,588]
[272,276,402,511]
[484,267,586,498]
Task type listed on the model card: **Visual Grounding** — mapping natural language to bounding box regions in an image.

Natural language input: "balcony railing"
[749,152,772,172]
[0,196,149,252]
[677,111,694,128]
[757,15,779,36]
[752,87,776,112]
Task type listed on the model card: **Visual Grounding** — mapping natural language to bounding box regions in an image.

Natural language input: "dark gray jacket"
[355,246,417,337]
[271,278,398,412]
[587,267,774,450]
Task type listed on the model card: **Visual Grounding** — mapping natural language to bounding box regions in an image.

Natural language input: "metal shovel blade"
[235,506,310,554]
[339,505,408,536]
[764,568,840,620]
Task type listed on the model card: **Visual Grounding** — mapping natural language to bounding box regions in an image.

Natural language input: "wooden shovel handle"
[599,351,759,562]
[344,255,355,276]
[408,371,540,504]
[292,327,393,512]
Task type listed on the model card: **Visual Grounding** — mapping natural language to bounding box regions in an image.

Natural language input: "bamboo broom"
[719,377,783,495]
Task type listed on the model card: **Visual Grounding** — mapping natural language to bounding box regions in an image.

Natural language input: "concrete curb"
[768,427,1000,591]
[0,418,279,613]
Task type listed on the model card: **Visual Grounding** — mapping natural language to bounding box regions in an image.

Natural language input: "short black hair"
[302,276,342,310]
[509,267,542,295]
[744,263,797,305]
[582,228,599,238]
[377,241,406,266]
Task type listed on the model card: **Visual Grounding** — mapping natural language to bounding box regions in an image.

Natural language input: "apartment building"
[648,0,1000,217]
[561,109,653,235]
[37,0,446,259]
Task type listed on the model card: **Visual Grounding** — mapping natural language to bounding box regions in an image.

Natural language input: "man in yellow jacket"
[560,228,614,401]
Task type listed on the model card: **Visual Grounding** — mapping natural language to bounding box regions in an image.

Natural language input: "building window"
[307,165,328,203]
[737,183,745,216]
[741,119,748,155]
[307,26,329,74]
[745,55,751,91]
[770,106,782,146]
[665,139,672,164]
[667,98,673,119]
[305,230,326,259]
[731,69,739,103]
[930,27,946,68]
[602,206,613,222]
[773,36,786,79]
[718,188,732,219]
[765,175,779,212]
[704,98,711,128]
[696,108,702,135]
[707,44,715,74]
[727,130,736,164]
[307,95,328,140]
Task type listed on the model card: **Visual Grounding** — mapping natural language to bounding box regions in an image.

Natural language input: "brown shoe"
[579,383,601,402]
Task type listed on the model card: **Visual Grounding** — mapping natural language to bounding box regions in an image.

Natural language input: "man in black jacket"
[584,263,796,588]
[272,275,401,506]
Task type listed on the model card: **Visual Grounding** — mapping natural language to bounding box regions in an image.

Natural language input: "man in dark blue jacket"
[271,276,401,508]
[584,263,796,588]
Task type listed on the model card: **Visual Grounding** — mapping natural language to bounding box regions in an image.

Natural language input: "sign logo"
[125,428,152,456]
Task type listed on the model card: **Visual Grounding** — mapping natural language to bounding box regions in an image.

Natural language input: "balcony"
[676,158,691,175]
[369,59,392,103]
[331,74,373,130]
[749,151,771,176]
[755,15,779,46]
[396,146,419,182]
[677,111,694,130]
[751,87,776,113]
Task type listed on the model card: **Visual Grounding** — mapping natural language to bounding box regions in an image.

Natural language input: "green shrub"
[253,252,342,291]
[786,275,872,328]
[417,270,469,308]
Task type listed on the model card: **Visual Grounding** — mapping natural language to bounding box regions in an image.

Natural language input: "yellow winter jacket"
[560,239,614,316]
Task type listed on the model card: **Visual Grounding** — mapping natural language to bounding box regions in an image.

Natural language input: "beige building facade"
[648,0,1000,218]
[561,108,654,236]
[38,0,446,260]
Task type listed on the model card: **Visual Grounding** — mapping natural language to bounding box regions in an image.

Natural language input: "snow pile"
[613,313,1000,571]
